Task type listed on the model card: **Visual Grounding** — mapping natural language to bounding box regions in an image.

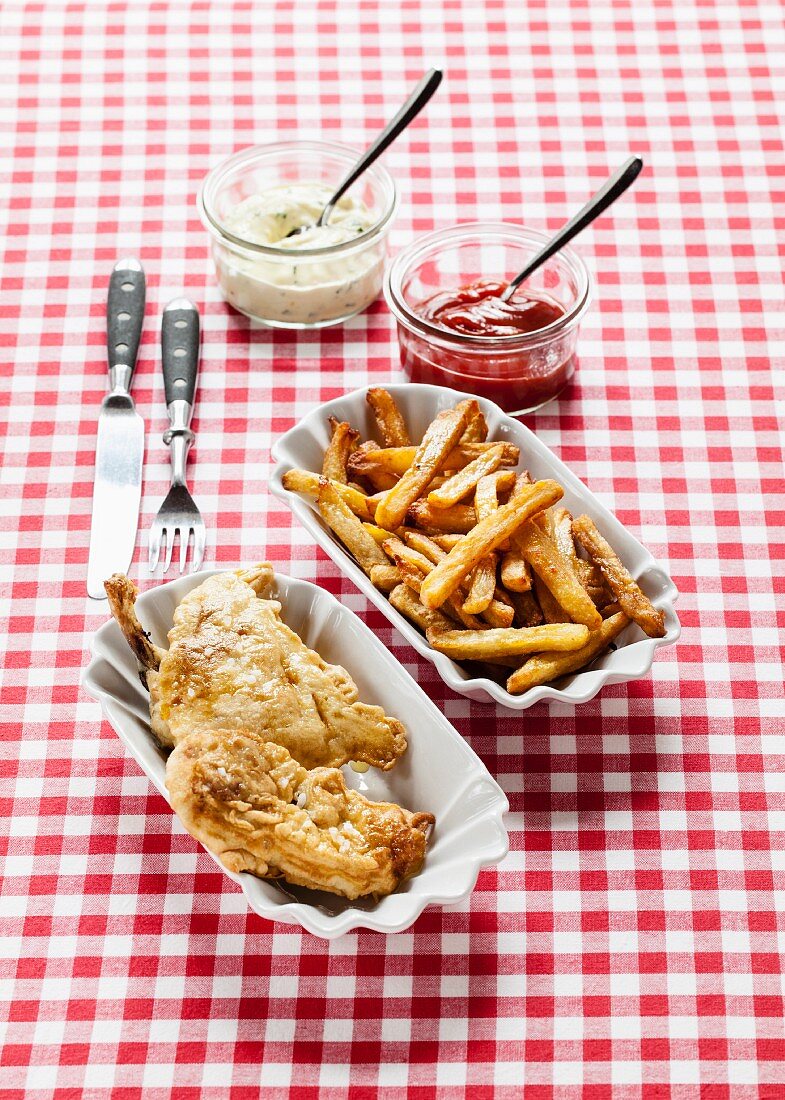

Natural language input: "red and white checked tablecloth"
[1,0,784,1094]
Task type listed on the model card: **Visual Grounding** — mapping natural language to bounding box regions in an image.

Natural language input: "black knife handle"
[161,298,200,408]
[107,258,145,380]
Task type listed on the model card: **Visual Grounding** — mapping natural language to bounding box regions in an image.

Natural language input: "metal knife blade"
[86,258,146,599]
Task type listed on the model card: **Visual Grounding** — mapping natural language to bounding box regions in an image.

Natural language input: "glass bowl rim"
[384,221,592,348]
[197,140,398,258]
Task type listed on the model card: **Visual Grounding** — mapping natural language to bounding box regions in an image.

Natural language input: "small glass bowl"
[384,223,591,414]
[198,141,398,329]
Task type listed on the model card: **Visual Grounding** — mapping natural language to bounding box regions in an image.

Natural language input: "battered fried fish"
[166,729,434,899]
[105,566,407,771]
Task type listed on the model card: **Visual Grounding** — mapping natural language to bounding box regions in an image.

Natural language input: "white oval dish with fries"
[83,569,509,938]
[270,384,680,709]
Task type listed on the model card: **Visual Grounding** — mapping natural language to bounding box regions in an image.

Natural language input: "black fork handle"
[161,298,200,409]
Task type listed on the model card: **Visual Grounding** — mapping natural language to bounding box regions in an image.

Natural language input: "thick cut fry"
[551,506,598,588]
[460,410,488,444]
[474,470,517,532]
[479,592,515,629]
[407,500,477,535]
[366,388,410,447]
[571,515,667,638]
[363,522,400,545]
[515,522,602,630]
[322,420,359,483]
[500,546,531,592]
[388,535,495,619]
[389,584,453,635]
[369,564,401,592]
[426,623,590,660]
[419,480,564,610]
[375,400,478,530]
[317,478,389,575]
[474,472,500,522]
[432,533,465,552]
[349,441,519,479]
[381,537,433,576]
[510,590,544,628]
[389,551,486,630]
[533,574,571,624]
[350,441,399,491]
[586,584,613,607]
[506,612,629,694]
[551,506,580,567]
[462,556,497,615]
[427,444,505,508]
[402,530,447,563]
[282,468,372,520]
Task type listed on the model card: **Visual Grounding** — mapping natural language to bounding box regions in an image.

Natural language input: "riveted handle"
[107,257,145,383]
[161,298,200,409]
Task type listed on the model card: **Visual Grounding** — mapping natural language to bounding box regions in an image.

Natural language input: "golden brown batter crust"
[107,566,407,771]
[166,729,433,899]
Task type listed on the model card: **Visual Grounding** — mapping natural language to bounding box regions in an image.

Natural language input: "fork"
[148,298,206,574]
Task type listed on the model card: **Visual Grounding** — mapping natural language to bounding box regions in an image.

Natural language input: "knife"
[86,258,146,599]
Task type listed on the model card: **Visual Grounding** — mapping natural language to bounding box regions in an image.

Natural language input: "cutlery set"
[86,259,206,600]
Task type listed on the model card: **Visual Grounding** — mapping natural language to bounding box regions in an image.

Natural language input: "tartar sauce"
[215,183,384,327]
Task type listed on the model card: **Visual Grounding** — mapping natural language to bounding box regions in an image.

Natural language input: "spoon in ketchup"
[501,155,643,302]
[287,68,443,238]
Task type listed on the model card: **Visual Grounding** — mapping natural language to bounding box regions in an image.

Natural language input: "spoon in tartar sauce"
[286,67,443,237]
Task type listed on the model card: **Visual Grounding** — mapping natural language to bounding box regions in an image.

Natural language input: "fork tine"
[179,528,191,574]
[162,528,175,573]
[148,525,162,572]
[191,524,206,573]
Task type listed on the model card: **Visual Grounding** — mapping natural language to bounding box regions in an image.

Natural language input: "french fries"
[323,419,359,483]
[282,388,668,695]
[427,444,505,508]
[460,409,488,444]
[432,533,465,552]
[317,478,388,575]
[348,441,519,479]
[509,589,544,628]
[283,468,373,520]
[514,521,602,630]
[389,583,453,635]
[506,612,630,694]
[427,623,590,659]
[369,564,401,592]
[419,480,564,610]
[407,500,477,534]
[571,515,666,638]
[500,546,531,592]
[375,400,478,530]
[463,556,496,615]
[366,387,411,447]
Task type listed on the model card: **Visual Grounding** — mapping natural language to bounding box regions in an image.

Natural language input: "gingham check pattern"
[1,0,784,1095]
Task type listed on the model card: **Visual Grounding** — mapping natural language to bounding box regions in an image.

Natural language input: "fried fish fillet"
[105,566,407,771]
[166,729,434,899]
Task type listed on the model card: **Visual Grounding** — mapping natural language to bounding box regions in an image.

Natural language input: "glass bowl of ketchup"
[384,223,591,414]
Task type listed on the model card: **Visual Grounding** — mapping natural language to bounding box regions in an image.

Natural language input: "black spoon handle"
[318,68,443,226]
[502,156,643,302]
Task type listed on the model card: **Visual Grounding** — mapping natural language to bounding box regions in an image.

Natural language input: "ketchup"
[398,278,576,413]
[416,279,564,338]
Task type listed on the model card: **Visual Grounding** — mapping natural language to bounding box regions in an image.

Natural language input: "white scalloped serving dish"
[270,383,680,709]
[83,570,509,938]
